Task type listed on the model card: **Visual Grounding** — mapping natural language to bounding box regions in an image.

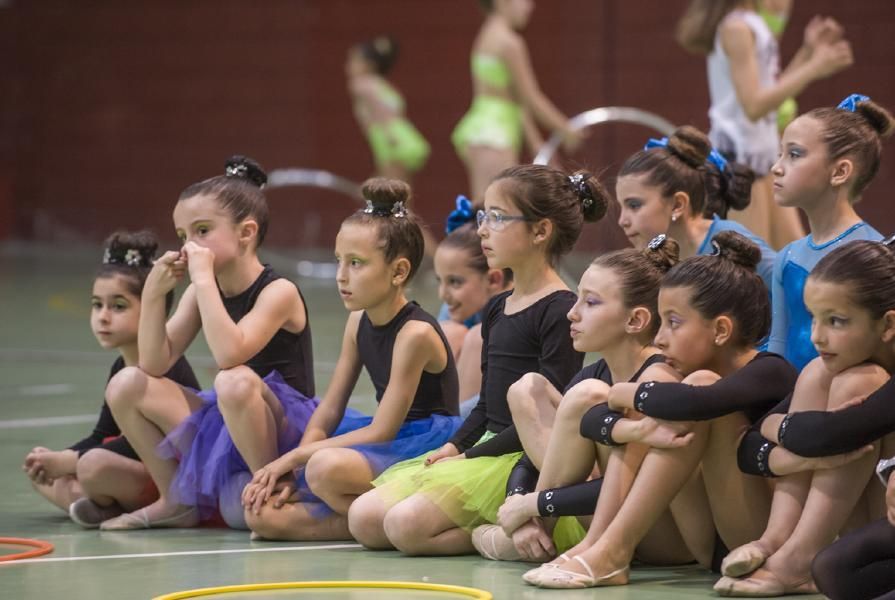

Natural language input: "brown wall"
[4,0,895,253]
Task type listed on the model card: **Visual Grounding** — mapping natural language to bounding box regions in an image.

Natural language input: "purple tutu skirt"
[157,370,318,518]
[297,412,461,517]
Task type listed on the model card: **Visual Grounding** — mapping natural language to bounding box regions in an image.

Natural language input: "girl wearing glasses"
[348,164,606,555]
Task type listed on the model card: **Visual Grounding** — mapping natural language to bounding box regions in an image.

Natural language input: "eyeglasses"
[476,209,531,231]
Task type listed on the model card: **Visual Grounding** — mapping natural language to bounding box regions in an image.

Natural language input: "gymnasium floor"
[0,243,817,599]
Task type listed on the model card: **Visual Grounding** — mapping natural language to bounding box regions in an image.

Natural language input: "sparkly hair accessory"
[363,199,407,218]
[837,93,870,113]
[445,195,475,234]
[225,163,248,178]
[103,247,149,268]
[568,173,594,210]
[647,233,667,251]
[711,239,722,256]
[644,137,669,151]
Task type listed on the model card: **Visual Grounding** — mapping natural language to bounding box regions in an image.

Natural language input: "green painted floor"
[0,244,820,599]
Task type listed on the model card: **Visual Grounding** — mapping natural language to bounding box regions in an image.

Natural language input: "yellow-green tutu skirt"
[373,431,521,530]
[367,118,430,173]
[451,95,523,160]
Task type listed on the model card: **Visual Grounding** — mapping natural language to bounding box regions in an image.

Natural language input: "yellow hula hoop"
[153,580,492,599]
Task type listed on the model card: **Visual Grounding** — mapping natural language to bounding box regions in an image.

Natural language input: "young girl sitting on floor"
[241,178,460,541]
[22,230,199,527]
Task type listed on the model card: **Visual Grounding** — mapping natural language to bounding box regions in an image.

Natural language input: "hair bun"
[644,234,681,273]
[225,155,267,188]
[710,230,761,271]
[855,100,895,139]
[361,177,412,216]
[103,229,159,268]
[568,170,609,223]
[667,125,711,169]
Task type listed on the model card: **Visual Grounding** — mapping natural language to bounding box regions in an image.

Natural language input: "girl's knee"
[214,366,260,410]
[106,366,149,409]
[507,372,546,412]
[682,370,721,387]
[382,501,430,555]
[347,492,389,548]
[75,449,114,485]
[304,449,349,493]
[560,379,610,418]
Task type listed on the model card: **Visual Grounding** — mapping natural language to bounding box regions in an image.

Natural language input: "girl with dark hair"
[471,236,683,562]
[768,94,893,371]
[528,232,798,589]
[677,0,852,248]
[100,156,318,530]
[346,164,606,555]
[452,0,581,201]
[436,197,513,404]
[241,178,460,541]
[717,239,895,596]
[346,36,430,183]
[23,231,199,526]
[617,125,776,287]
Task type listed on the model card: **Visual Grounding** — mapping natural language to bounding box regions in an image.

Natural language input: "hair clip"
[707,148,729,172]
[446,195,475,234]
[225,163,248,178]
[711,239,722,256]
[647,233,667,251]
[568,173,594,209]
[837,93,870,113]
[363,200,376,214]
[881,233,895,247]
[103,247,146,267]
[643,137,669,151]
[391,200,407,218]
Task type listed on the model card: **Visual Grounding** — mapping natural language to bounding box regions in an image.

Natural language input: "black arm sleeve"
[538,478,603,517]
[737,395,790,477]
[777,377,895,457]
[505,453,539,496]
[465,424,523,458]
[634,353,798,422]
[579,403,625,446]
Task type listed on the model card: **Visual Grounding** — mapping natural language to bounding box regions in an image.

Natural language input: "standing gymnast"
[717,239,895,596]
[101,156,318,530]
[527,232,798,589]
[241,178,460,541]
[472,235,683,562]
[677,0,853,249]
[768,94,892,371]
[347,164,606,554]
[346,36,430,183]
[452,0,581,201]
[22,231,199,527]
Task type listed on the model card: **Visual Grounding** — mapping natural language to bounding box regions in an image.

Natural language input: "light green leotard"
[362,79,430,173]
[451,54,523,159]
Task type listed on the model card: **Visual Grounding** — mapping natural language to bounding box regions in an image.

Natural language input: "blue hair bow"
[837,93,870,113]
[646,136,729,172]
[707,148,729,172]
[445,195,475,234]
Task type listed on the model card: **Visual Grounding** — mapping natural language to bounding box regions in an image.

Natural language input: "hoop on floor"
[153,580,492,599]
[0,537,55,562]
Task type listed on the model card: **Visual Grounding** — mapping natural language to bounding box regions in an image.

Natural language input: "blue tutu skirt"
[297,412,462,517]
[157,370,318,519]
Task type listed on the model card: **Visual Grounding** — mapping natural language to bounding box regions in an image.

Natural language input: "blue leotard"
[768,222,882,370]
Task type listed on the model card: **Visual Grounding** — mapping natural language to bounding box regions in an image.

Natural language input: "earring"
[715,337,722,345]
[671,214,678,223]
